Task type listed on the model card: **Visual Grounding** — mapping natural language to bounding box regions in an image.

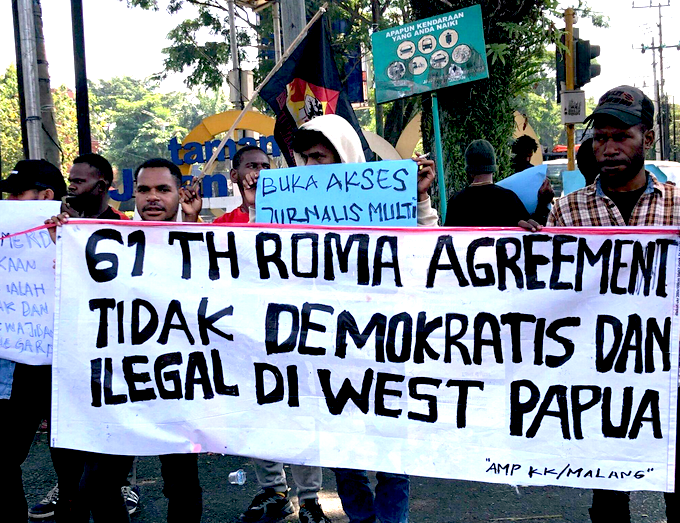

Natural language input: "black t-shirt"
[444,184,530,227]
[512,158,533,173]
[603,184,646,225]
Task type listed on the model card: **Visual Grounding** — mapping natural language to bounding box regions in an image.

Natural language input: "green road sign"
[371,5,489,104]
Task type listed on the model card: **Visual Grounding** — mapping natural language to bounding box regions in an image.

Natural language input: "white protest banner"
[0,201,60,365]
[256,160,418,226]
[53,221,679,492]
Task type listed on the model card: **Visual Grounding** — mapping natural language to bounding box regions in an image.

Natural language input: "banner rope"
[1,223,54,242]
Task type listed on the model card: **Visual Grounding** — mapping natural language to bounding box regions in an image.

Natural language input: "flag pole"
[431,92,447,219]
[193,2,329,188]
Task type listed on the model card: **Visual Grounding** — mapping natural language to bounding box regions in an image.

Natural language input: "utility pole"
[651,38,661,160]
[34,0,61,168]
[11,0,29,159]
[634,1,673,159]
[272,1,282,62]
[227,0,242,109]
[70,0,91,155]
[280,0,306,49]
[565,8,575,171]
[17,0,42,159]
[371,0,384,137]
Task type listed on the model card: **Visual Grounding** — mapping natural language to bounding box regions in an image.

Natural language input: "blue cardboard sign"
[562,170,586,196]
[256,159,418,226]
[496,165,548,214]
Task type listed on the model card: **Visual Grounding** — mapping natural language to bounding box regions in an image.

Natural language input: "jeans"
[253,459,322,502]
[333,469,409,523]
[0,363,51,522]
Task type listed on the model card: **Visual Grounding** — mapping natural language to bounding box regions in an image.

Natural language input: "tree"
[0,65,79,179]
[0,65,23,178]
[514,50,564,152]
[89,76,229,171]
[409,1,606,207]
[52,85,79,169]
[123,0,418,144]
[409,0,564,204]
[123,1,253,90]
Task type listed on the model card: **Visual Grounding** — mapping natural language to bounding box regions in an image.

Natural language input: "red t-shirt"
[213,207,249,224]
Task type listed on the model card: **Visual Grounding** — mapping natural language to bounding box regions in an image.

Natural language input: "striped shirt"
[548,173,680,227]
[548,171,680,379]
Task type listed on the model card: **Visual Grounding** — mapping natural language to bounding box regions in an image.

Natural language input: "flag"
[259,16,372,166]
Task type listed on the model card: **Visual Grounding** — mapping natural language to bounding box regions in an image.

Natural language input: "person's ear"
[230,169,239,184]
[643,128,655,151]
[95,180,108,194]
[40,188,55,201]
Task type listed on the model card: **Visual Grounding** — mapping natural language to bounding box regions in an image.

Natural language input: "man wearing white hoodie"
[243,114,436,523]
[245,114,438,228]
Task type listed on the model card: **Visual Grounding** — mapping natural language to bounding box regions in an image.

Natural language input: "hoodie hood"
[294,114,366,165]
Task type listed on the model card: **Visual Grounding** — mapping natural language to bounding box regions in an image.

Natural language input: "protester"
[132,158,203,522]
[446,139,526,226]
[42,154,135,522]
[227,143,329,523]
[288,113,437,523]
[547,85,678,523]
[238,113,437,523]
[0,159,66,522]
[511,135,538,173]
[213,145,270,224]
[61,153,128,219]
[244,114,438,227]
[44,158,202,522]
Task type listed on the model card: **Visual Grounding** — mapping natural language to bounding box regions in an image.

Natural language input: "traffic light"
[575,39,600,88]
[556,30,578,102]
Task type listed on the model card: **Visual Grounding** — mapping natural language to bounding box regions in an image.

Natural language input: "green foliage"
[0,65,23,178]
[52,85,79,170]
[124,1,251,90]
[122,0,418,135]
[0,65,81,180]
[89,76,229,171]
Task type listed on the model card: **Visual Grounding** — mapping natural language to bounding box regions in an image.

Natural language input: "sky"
[0,0,679,105]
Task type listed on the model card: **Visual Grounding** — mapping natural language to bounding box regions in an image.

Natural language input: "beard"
[67,191,100,215]
[599,151,645,189]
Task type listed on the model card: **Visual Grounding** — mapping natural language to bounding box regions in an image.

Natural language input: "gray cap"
[465,139,497,175]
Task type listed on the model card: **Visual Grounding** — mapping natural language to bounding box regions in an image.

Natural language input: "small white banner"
[53,220,679,492]
[0,201,60,365]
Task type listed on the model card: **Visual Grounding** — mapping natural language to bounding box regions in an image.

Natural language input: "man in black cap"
[0,159,67,201]
[445,139,534,227]
[548,85,677,522]
[0,159,65,521]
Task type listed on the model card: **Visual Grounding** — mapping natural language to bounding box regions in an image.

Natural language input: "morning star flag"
[259,16,372,166]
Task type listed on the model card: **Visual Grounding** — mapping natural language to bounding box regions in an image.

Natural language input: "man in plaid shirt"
[547,85,678,522]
